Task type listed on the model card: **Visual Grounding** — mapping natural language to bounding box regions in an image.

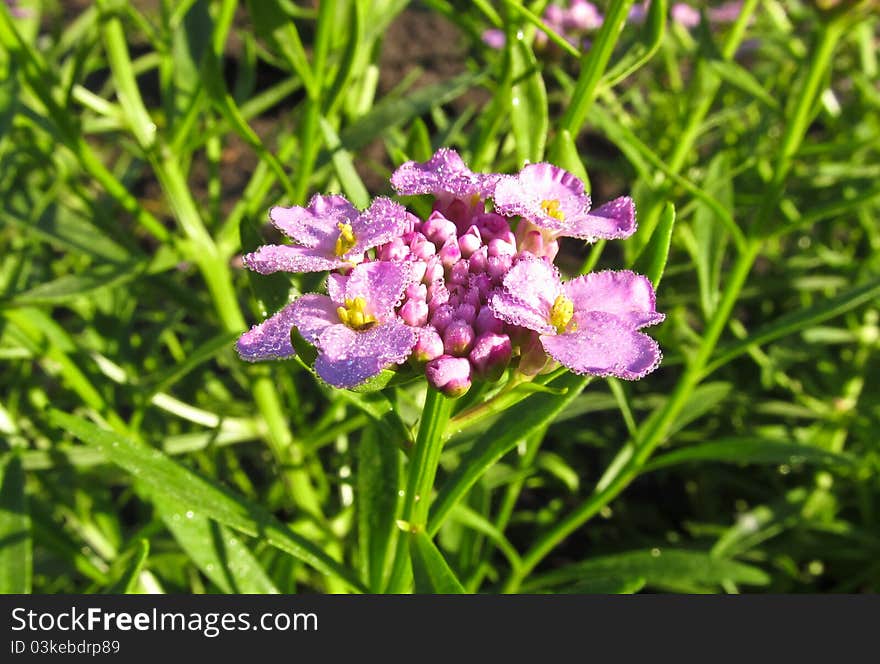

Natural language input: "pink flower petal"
[243,244,348,274]
[315,320,416,388]
[289,294,339,344]
[493,163,590,230]
[489,292,555,335]
[390,148,499,199]
[236,303,298,361]
[540,311,662,380]
[345,261,413,318]
[500,255,562,318]
[563,269,664,328]
[352,197,414,253]
[269,194,357,249]
[565,196,636,241]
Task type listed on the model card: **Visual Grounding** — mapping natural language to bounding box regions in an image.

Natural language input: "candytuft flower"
[494,163,636,242]
[490,256,664,379]
[245,194,412,274]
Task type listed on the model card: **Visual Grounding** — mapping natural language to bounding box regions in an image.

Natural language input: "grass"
[0,0,878,594]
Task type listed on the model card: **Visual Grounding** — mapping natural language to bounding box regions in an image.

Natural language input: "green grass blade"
[631,202,676,288]
[410,531,465,594]
[49,410,367,593]
[509,36,548,164]
[357,425,401,591]
[0,455,31,593]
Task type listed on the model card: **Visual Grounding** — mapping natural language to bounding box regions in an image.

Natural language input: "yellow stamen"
[334,222,357,257]
[541,199,565,222]
[337,296,377,331]
[549,294,574,334]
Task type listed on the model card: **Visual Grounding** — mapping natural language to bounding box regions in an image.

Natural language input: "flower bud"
[469,273,492,299]
[475,306,504,335]
[406,282,427,301]
[458,225,483,258]
[488,237,516,258]
[469,332,512,382]
[422,256,444,284]
[430,303,455,333]
[487,254,513,282]
[517,333,551,376]
[377,237,410,262]
[476,214,515,244]
[399,298,429,327]
[425,355,472,398]
[439,237,462,268]
[427,282,450,311]
[410,233,437,260]
[449,259,470,286]
[412,326,444,362]
[518,229,545,256]
[443,318,475,356]
[422,211,457,246]
[456,303,477,325]
[410,260,428,283]
[468,246,489,274]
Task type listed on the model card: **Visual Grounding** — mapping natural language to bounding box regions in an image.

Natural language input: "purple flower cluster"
[237,149,664,396]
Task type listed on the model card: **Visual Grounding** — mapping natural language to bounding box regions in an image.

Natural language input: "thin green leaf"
[49,410,367,593]
[358,425,401,591]
[0,455,31,593]
[510,36,548,164]
[105,539,149,594]
[632,202,676,288]
[410,531,465,594]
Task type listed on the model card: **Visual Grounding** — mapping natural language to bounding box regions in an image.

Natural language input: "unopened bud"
[399,298,429,327]
[439,238,462,268]
[425,355,472,398]
[458,225,483,258]
[422,211,457,246]
[469,333,512,381]
[412,326,444,362]
[475,306,504,335]
[443,318,475,356]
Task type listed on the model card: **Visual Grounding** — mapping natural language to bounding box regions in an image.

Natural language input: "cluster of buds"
[237,148,664,398]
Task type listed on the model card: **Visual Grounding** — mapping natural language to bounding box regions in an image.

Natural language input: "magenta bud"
[412,326,444,362]
[439,238,462,268]
[443,318,475,356]
[469,332,512,381]
[406,282,427,300]
[410,233,437,260]
[518,229,544,256]
[476,214,515,244]
[458,225,483,258]
[400,298,429,327]
[430,304,455,334]
[470,273,492,298]
[488,238,516,258]
[425,355,472,398]
[377,237,410,261]
[427,283,450,311]
[422,211,458,246]
[462,286,482,308]
[487,254,513,282]
[475,306,504,335]
[469,246,489,274]
[423,257,444,284]
[410,260,428,283]
[518,333,551,376]
[456,303,477,324]
[449,259,470,286]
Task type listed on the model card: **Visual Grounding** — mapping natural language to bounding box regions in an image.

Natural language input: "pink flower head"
[489,256,664,380]
[493,163,635,241]
[244,194,412,274]
[671,3,701,28]
[482,29,506,49]
[391,148,499,202]
[565,0,603,32]
[237,261,416,388]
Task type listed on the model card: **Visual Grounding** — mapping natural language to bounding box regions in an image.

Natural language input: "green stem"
[385,388,454,592]
[559,0,634,136]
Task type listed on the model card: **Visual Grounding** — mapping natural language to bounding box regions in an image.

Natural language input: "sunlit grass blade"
[49,410,367,593]
[104,539,149,594]
[410,530,465,594]
[0,455,31,593]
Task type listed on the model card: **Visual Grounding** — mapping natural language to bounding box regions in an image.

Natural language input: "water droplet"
[516,30,524,41]
[414,494,421,502]
[398,490,405,497]
[185,510,194,519]
[512,97,521,107]
[650,548,661,557]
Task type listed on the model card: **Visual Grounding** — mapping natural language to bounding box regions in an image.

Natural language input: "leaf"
[49,410,366,593]
[643,438,856,473]
[0,455,31,593]
[692,152,733,319]
[358,425,400,591]
[631,202,676,288]
[559,577,646,594]
[706,276,880,373]
[708,59,779,110]
[152,490,279,594]
[3,261,150,306]
[105,539,149,594]
[320,117,369,209]
[429,373,589,535]
[328,70,484,158]
[410,531,465,594]
[524,549,770,593]
[144,331,239,397]
[510,36,548,164]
